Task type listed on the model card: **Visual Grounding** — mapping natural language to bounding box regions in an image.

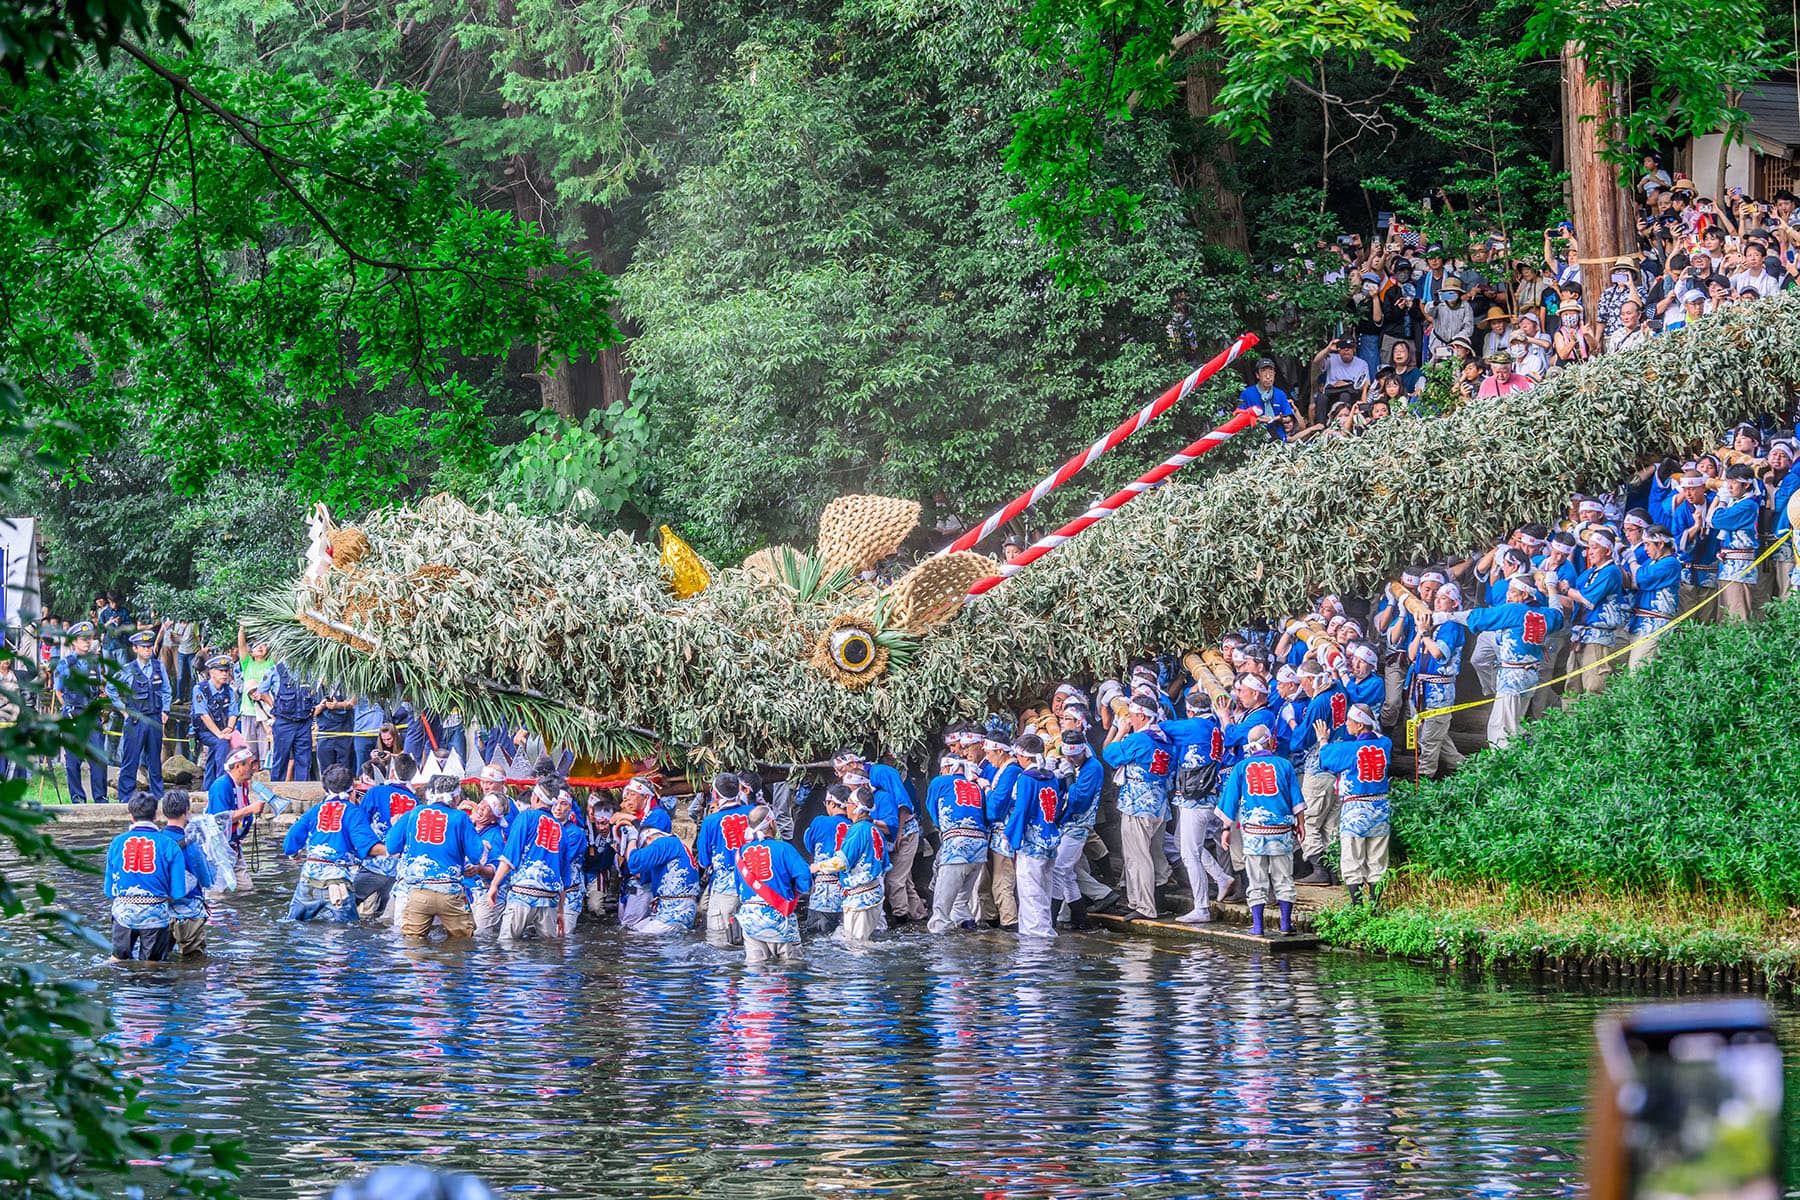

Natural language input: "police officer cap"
[127,630,156,648]
[205,653,232,671]
[1255,357,1276,372]
[66,621,95,639]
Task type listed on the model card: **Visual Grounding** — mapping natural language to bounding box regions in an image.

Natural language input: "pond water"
[17,857,1800,1198]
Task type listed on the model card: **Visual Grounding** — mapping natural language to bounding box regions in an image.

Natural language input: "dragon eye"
[830,627,875,672]
[813,615,889,687]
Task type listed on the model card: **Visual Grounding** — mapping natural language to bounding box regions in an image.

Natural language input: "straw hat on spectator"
[1484,305,1510,324]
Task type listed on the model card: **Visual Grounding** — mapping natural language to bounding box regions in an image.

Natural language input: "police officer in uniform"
[256,660,317,783]
[191,654,239,789]
[109,629,172,805]
[53,621,108,803]
[313,682,357,777]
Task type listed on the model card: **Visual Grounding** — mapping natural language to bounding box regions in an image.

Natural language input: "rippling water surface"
[18,857,1799,1198]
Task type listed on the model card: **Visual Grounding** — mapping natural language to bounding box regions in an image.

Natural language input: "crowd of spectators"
[1231,176,1800,442]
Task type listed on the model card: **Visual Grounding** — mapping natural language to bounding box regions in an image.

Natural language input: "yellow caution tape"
[1403,531,1791,751]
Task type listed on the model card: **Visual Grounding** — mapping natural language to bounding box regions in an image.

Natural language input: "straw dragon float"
[256,296,1800,767]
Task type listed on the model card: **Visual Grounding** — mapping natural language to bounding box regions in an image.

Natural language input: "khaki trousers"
[472,892,504,937]
[1679,581,1715,625]
[402,888,476,939]
[1415,712,1465,778]
[705,886,741,946]
[1299,772,1338,861]
[173,916,208,956]
[1339,831,1390,886]
[1119,815,1163,917]
[984,851,1018,926]
[1718,580,1754,622]
[1380,657,1407,726]
[745,936,800,964]
[1627,633,1662,670]
[884,825,927,920]
[1567,642,1613,697]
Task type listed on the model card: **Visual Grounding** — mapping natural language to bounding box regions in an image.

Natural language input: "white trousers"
[929,860,984,933]
[839,906,879,943]
[1488,689,1529,749]
[1245,853,1296,907]
[390,884,413,932]
[1014,854,1057,938]
[1176,806,1233,912]
[499,902,557,941]
[472,892,503,937]
[1050,833,1087,903]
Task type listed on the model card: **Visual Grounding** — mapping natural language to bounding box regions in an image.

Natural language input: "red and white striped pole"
[966,409,1261,597]
[938,332,1260,556]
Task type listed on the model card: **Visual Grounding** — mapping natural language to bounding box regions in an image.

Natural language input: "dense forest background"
[7,0,1781,624]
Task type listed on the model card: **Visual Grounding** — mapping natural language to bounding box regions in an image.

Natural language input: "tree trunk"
[1182,34,1249,255]
[1561,43,1635,264]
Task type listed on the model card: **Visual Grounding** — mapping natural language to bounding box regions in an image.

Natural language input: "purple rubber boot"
[1278,900,1294,934]
[1250,904,1265,936]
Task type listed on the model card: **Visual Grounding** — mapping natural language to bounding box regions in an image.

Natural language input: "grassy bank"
[1315,868,1800,991]
[1316,602,1800,988]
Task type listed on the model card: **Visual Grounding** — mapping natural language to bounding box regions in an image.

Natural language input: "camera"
[1337,235,1356,247]
[1588,999,1783,1200]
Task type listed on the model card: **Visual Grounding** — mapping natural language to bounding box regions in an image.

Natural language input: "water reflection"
[6,861,1767,1198]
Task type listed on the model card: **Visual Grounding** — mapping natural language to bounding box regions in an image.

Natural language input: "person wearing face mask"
[1597,256,1646,341]
[1552,302,1593,367]
[1426,283,1473,361]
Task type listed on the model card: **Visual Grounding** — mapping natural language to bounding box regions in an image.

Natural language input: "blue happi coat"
[1569,562,1627,647]
[359,783,419,879]
[1101,727,1174,820]
[734,837,814,944]
[983,761,1022,855]
[802,812,851,911]
[385,801,482,895]
[496,807,567,907]
[1458,604,1565,694]
[1163,714,1224,810]
[1672,498,1718,586]
[1061,755,1104,839]
[1222,705,1276,766]
[104,822,178,929]
[836,818,889,911]
[927,774,988,867]
[161,826,214,920]
[867,762,917,840]
[1710,493,1761,584]
[1629,553,1682,635]
[1218,753,1304,857]
[1316,733,1393,838]
[696,803,756,897]
[283,795,380,883]
[1006,767,1066,860]
[1410,621,1466,711]
[1295,685,1349,774]
[626,833,700,928]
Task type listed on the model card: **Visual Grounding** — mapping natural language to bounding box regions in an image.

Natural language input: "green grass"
[1316,867,1800,984]
[1396,599,1800,916]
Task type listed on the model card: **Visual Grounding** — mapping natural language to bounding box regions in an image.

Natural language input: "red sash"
[738,844,797,917]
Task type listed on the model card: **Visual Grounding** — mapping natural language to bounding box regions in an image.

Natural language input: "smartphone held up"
[1589,999,1784,1200]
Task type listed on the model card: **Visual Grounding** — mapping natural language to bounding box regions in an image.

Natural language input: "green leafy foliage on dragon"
[253,296,1800,766]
